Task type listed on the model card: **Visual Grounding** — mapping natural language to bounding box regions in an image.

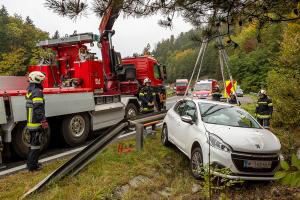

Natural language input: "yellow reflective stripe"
[258,101,268,105]
[26,92,32,98]
[28,108,32,123]
[32,97,44,102]
[139,93,144,96]
[152,93,156,96]
[27,123,41,127]
[268,103,273,106]
[256,114,271,119]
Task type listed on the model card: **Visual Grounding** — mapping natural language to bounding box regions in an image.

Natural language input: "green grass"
[0,133,299,200]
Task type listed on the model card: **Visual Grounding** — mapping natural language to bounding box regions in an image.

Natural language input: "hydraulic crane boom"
[98,0,123,93]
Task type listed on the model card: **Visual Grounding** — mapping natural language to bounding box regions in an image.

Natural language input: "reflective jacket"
[256,96,273,119]
[25,83,45,130]
[139,86,155,112]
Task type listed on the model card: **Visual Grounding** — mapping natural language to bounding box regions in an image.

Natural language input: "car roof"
[181,98,233,107]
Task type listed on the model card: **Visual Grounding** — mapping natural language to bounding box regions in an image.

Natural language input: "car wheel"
[190,147,203,179]
[62,113,90,147]
[12,122,51,158]
[161,124,170,146]
[125,103,138,119]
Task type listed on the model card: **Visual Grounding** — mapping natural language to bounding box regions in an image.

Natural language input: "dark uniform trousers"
[25,83,45,170]
[256,96,273,128]
[139,86,156,131]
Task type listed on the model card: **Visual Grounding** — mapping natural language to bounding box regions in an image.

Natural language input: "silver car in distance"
[161,99,281,180]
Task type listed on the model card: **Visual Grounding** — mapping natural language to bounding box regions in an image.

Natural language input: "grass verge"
[0,133,299,200]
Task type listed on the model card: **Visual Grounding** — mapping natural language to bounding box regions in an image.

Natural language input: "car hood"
[204,123,281,153]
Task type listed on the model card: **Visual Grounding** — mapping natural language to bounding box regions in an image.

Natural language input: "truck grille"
[231,152,280,173]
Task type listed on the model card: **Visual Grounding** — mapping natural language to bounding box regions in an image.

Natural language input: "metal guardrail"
[22,112,166,199]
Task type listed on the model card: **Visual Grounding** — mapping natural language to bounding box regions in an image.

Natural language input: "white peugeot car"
[161,99,281,180]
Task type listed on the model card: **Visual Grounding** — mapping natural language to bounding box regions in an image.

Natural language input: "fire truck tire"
[12,122,51,159]
[125,103,138,119]
[62,113,90,147]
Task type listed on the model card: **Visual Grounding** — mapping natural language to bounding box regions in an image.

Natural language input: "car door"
[168,100,186,146]
[175,100,199,154]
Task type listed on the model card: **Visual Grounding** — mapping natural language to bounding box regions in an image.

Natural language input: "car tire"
[61,113,90,147]
[161,124,171,146]
[190,146,204,179]
[125,103,138,119]
[12,122,51,159]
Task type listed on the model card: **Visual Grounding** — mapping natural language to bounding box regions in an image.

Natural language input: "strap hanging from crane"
[184,38,208,97]
[216,27,239,104]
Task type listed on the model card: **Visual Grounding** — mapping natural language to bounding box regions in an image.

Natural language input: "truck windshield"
[199,103,261,128]
[194,83,211,91]
[176,82,187,87]
[154,64,162,79]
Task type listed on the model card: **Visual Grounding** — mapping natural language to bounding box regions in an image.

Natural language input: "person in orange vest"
[26,71,49,171]
[255,90,273,128]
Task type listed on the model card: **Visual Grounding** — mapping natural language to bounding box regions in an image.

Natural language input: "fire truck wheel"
[62,113,90,147]
[125,103,138,119]
[12,122,51,159]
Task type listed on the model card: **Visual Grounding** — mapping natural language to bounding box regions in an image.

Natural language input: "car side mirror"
[181,115,194,124]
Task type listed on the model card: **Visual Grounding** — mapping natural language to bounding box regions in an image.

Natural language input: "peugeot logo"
[255,144,261,149]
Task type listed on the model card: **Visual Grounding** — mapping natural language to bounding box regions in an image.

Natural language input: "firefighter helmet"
[143,78,151,85]
[260,89,267,95]
[28,71,46,84]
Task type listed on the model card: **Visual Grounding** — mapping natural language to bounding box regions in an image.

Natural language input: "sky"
[1,0,193,57]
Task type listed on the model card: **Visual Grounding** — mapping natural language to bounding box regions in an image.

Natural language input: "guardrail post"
[135,123,144,151]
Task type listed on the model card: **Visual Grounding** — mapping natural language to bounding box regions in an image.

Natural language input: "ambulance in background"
[192,79,217,99]
[175,79,188,95]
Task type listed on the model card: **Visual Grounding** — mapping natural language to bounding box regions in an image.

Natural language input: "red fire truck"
[0,2,166,160]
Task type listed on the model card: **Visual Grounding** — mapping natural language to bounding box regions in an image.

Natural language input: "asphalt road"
[166,95,255,110]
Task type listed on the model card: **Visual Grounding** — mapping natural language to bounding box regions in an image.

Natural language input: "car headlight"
[208,133,232,153]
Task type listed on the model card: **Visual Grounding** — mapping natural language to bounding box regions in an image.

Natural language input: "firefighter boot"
[27,131,42,171]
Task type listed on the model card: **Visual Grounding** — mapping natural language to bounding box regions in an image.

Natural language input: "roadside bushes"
[267,22,300,129]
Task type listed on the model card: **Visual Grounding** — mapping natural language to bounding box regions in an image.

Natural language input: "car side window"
[174,101,186,116]
[183,101,198,121]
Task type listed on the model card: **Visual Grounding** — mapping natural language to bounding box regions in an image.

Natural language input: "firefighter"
[139,78,156,133]
[211,85,222,101]
[255,89,273,128]
[228,92,240,105]
[26,71,48,171]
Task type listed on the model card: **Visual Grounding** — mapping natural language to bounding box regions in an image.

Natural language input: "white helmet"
[143,78,151,85]
[260,89,267,95]
[28,71,46,84]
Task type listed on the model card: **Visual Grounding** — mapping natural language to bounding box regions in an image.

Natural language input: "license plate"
[243,160,272,169]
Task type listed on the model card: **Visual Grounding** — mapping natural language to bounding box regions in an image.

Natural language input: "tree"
[52,30,60,39]
[25,16,33,25]
[44,0,300,39]
[142,43,151,55]
[267,20,300,128]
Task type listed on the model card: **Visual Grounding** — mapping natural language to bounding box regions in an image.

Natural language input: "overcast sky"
[1,0,193,57]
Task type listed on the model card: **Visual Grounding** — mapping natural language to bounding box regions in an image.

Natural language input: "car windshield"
[199,102,261,128]
[176,82,187,87]
[194,83,211,91]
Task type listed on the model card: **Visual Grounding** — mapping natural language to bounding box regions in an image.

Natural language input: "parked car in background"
[161,99,281,180]
[236,86,244,97]
[175,79,188,96]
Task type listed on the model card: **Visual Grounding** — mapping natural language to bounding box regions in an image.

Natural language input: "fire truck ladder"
[22,112,166,199]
